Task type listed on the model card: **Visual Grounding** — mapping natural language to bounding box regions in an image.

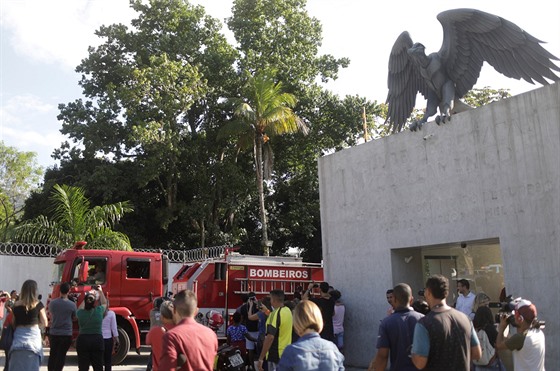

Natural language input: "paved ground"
[1,347,366,370]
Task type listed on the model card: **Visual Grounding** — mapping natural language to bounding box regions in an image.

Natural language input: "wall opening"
[391,238,504,304]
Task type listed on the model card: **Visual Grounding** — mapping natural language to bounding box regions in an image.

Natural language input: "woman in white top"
[330,290,345,354]
[102,303,119,371]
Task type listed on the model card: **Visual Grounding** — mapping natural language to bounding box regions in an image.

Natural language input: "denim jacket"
[9,326,43,360]
[277,332,344,370]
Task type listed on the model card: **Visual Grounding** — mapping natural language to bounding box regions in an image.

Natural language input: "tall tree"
[228,0,349,88]
[220,70,308,255]
[0,142,43,241]
[43,0,383,259]
[57,0,238,229]
[13,184,133,250]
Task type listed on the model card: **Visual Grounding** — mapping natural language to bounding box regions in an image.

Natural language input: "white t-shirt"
[333,302,345,334]
[455,292,475,320]
[509,329,546,371]
[102,310,118,339]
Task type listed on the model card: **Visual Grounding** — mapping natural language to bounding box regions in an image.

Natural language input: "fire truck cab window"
[127,259,150,279]
[72,258,107,285]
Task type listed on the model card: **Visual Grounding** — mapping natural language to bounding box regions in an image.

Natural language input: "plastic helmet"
[207,311,224,330]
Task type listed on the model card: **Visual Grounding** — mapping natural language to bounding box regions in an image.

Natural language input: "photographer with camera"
[495,299,545,370]
[302,282,335,342]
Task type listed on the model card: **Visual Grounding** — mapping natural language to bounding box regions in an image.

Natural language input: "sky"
[1,0,559,170]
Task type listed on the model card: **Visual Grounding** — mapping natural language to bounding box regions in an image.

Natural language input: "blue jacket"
[277,332,344,371]
[10,326,43,360]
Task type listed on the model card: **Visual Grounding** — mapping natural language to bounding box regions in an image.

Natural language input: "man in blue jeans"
[48,282,77,371]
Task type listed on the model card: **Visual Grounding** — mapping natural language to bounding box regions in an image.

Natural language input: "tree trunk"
[254,132,269,255]
[200,217,205,248]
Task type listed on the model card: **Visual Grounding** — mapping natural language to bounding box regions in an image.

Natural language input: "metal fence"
[0,242,230,263]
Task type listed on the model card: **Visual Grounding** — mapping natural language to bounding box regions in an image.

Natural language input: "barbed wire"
[0,242,62,257]
[0,243,230,263]
[134,245,229,263]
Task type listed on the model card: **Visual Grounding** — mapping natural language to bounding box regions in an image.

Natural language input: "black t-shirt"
[13,301,44,326]
[310,296,335,341]
[239,302,259,332]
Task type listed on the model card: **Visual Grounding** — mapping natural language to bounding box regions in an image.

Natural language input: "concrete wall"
[318,83,559,368]
[0,256,55,300]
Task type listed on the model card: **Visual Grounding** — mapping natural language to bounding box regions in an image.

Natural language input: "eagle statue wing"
[437,8,560,98]
[385,31,429,133]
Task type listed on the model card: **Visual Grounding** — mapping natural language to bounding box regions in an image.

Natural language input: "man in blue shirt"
[370,283,424,371]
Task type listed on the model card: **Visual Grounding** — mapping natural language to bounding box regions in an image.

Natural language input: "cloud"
[0,94,65,167]
[1,0,136,69]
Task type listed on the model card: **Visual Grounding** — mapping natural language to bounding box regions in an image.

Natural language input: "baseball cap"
[515,299,537,321]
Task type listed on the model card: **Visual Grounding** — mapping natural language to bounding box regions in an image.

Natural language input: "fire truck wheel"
[112,326,130,365]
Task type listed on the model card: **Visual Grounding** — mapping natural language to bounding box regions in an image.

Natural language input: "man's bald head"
[393,283,413,307]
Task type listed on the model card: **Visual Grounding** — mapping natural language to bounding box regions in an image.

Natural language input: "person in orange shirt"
[146,301,175,371]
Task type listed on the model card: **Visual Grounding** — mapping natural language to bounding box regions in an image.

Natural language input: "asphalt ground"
[0,347,366,370]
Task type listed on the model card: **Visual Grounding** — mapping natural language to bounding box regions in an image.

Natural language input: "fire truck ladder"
[236,279,311,295]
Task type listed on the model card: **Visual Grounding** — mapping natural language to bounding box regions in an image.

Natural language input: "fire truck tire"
[112,326,131,365]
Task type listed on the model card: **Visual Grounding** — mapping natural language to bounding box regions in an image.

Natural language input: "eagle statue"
[385,8,560,132]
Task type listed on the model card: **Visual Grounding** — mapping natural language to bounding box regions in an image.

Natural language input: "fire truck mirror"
[79,261,90,283]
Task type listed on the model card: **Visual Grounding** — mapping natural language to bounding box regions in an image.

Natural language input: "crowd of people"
[0,274,547,371]
[0,281,120,371]
[369,275,546,371]
[229,281,345,371]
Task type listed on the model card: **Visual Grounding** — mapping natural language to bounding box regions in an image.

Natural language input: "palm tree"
[220,70,308,255]
[12,184,134,250]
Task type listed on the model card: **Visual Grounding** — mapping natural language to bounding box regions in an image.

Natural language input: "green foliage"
[0,142,43,241]
[56,0,239,230]
[41,0,384,261]
[228,0,349,88]
[462,87,511,107]
[13,184,133,250]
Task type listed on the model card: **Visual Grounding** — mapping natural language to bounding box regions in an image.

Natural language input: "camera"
[418,289,425,297]
[491,295,517,326]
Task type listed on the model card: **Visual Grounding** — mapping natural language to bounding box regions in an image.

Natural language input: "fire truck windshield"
[51,262,66,286]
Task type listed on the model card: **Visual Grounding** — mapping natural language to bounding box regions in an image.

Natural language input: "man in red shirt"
[146,300,175,371]
[159,290,218,370]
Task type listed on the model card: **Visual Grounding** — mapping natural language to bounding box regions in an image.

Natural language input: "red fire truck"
[47,242,169,364]
[171,246,324,335]
[48,243,322,363]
